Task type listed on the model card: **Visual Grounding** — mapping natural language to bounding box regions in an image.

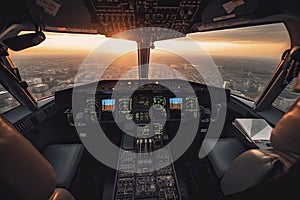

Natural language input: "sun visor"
[3,31,45,51]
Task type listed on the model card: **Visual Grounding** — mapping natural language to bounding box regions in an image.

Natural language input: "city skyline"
[1,54,297,114]
[3,53,298,112]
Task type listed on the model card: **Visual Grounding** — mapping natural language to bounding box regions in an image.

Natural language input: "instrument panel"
[55,79,230,125]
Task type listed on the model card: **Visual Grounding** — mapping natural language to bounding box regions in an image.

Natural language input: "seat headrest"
[0,115,56,200]
[271,96,300,164]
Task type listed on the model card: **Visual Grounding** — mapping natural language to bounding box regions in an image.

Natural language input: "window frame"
[0,54,38,114]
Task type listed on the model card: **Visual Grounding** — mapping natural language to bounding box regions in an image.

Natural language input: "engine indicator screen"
[135,96,150,109]
[169,98,182,110]
[102,99,115,112]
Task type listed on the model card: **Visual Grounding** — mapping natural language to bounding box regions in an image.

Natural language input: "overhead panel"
[84,0,203,37]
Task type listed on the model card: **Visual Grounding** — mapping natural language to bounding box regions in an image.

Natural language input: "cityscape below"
[0,54,298,114]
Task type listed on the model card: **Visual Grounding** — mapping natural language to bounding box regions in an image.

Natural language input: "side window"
[0,83,20,114]
[185,23,290,101]
[9,32,99,99]
[273,79,299,112]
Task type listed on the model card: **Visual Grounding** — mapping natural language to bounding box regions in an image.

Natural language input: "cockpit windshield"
[10,23,290,101]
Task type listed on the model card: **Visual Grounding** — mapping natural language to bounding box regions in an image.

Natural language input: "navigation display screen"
[102,99,115,112]
[169,98,182,110]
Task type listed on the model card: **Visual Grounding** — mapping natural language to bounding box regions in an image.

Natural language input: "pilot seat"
[0,115,83,199]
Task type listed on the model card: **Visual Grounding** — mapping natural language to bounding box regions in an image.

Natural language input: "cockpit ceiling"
[1,0,300,39]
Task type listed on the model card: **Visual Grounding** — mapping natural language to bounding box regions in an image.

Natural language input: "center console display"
[102,99,115,112]
[169,98,182,110]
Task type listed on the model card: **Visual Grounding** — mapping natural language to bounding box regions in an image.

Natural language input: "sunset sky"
[10,23,290,59]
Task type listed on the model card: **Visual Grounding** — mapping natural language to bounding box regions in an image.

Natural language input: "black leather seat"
[203,97,300,195]
[0,115,76,200]
[43,144,84,189]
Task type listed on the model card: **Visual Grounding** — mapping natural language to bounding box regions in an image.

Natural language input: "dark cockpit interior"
[1,0,300,200]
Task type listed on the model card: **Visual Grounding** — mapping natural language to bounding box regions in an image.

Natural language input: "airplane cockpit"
[1,0,300,200]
